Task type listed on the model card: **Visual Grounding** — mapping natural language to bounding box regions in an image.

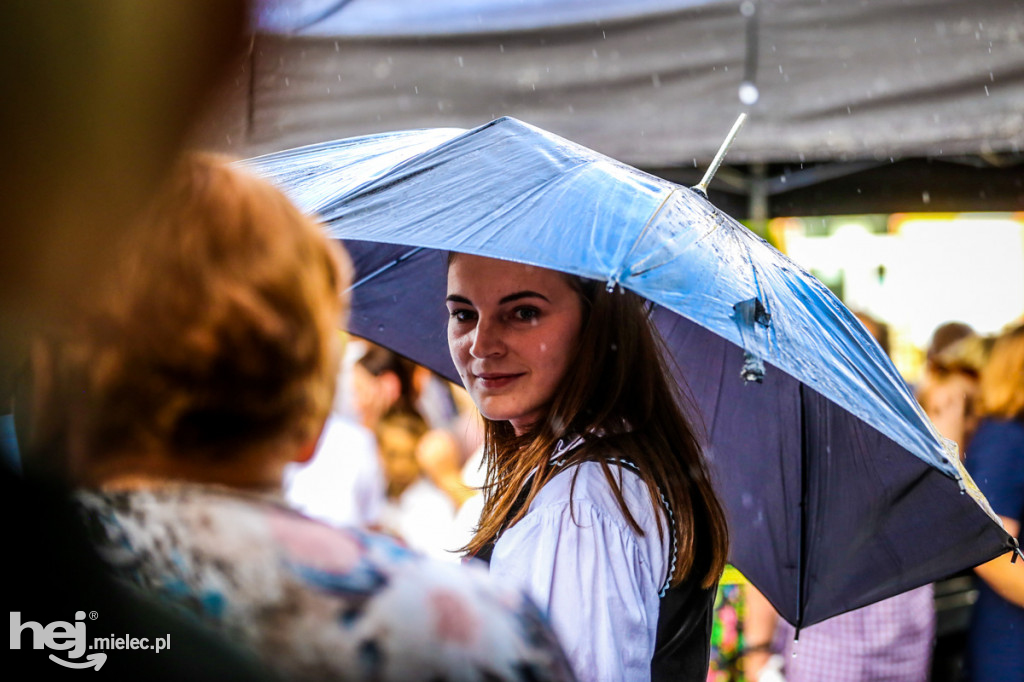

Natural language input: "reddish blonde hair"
[48,154,349,462]
[978,324,1024,420]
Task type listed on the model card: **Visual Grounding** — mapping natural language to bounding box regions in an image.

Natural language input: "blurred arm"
[973,516,1024,607]
[743,583,779,681]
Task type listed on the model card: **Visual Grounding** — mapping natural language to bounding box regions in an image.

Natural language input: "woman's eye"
[513,306,540,322]
[449,309,476,323]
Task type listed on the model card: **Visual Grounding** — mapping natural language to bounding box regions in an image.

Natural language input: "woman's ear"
[293,415,328,464]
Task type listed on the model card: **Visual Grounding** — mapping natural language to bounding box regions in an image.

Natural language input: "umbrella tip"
[693,113,748,196]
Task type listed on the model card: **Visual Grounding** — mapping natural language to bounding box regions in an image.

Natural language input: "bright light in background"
[889,214,1024,344]
[776,213,1024,382]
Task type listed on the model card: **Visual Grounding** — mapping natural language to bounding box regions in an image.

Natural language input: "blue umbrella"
[242,117,1017,628]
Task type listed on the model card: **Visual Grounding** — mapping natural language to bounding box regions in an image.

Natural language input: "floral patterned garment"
[76,484,575,682]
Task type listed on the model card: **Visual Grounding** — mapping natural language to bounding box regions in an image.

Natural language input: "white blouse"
[488,459,670,682]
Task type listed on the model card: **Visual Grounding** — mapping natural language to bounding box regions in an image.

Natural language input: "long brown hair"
[463,272,729,588]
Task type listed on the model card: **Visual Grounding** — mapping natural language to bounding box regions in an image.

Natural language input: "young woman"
[446,253,730,681]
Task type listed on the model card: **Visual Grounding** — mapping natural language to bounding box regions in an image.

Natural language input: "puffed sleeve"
[489,487,664,682]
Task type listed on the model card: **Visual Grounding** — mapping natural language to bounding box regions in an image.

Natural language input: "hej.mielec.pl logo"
[11,610,170,670]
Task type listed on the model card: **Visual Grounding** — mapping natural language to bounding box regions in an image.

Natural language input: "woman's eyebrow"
[499,291,550,305]
[445,294,472,304]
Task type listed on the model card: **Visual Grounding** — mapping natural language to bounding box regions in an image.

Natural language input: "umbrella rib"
[344,246,425,294]
[611,188,681,285]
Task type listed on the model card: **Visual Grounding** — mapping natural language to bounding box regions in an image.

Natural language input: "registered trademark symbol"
[89,611,99,620]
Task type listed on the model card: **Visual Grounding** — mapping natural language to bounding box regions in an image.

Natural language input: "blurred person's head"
[918,331,991,457]
[978,324,1024,421]
[31,154,350,488]
[352,344,421,429]
[375,412,428,499]
[926,321,975,367]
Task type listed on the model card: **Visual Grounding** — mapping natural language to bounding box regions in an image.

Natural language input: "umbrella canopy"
[242,117,1016,628]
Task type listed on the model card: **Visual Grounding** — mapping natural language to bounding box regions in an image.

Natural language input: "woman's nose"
[470,318,504,358]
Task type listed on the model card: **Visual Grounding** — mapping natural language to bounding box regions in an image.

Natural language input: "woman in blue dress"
[965,323,1024,682]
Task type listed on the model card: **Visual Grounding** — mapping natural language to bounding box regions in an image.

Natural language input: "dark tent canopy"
[198,0,1024,215]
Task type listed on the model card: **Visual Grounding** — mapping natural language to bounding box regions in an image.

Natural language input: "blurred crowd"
[285,338,487,561]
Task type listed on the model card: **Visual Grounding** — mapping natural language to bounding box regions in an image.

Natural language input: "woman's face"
[446,255,584,435]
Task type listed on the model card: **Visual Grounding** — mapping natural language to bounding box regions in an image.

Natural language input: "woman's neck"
[77,446,291,492]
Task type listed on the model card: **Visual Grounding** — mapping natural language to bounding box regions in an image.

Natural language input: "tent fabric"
[202,0,1024,166]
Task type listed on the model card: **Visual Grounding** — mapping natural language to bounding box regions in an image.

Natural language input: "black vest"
[474,454,718,682]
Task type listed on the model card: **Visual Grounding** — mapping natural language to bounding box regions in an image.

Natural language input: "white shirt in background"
[379,477,460,562]
[284,414,385,528]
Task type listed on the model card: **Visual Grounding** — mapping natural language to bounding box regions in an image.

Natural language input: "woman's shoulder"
[976,416,1024,436]
[971,418,1024,453]
[533,457,663,529]
[78,485,575,680]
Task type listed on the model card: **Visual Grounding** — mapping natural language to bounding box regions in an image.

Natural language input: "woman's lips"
[474,372,525,390]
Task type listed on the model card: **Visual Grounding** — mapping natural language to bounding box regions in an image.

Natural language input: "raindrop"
[693,158,698,168]
[225,134,232,144]
[602,30,607,39]
[532,83,536,91]
[990,72,995,81]
[377,325,385,332]
[738,81,759,105]
[499,44,505,53]
[592,49,599,58]
[414,86,419,94]
[457,56,464,67]
[779,176,787,184]
[652,73,662,88]
[984,85,990,96]
[846,106,852,115]
[284,77,290,87]
[922,191,931,204]
[334,41,339,52]
[740,1,755,17]
[610,343,618,351]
